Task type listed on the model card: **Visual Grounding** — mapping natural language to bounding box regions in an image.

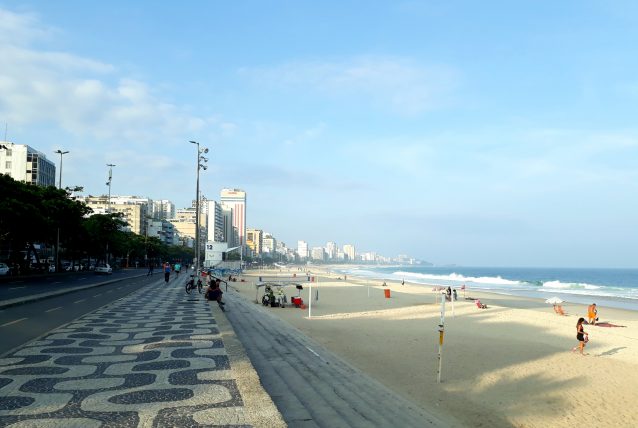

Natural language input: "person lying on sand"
[553,304,567,316]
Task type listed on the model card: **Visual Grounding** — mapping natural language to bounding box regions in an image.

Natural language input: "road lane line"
[1,318,28,327]
[9,286,26,290]
[93,293,102,297]
[45,307,63,313]
[74,299,86,304]
[305,346,320,357]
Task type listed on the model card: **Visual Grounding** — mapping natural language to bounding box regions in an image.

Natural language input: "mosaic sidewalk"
[0,280,284,427]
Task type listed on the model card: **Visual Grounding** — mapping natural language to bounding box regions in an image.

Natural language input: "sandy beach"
[229,267,638,428]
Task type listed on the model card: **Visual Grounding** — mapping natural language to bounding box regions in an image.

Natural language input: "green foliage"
[0,174,191,271]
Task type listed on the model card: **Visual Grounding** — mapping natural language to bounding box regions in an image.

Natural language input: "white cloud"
[0,8,234,144]
[239,56,460,115]
[283,123,326,146]
[0,8,54,46]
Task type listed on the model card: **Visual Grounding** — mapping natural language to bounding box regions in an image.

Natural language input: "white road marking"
[9,286,26,290]
[74,299,86,304]
[93,294,102,297]
[45,307,63,313]
[305,346,320,357]
[1,318,28,327]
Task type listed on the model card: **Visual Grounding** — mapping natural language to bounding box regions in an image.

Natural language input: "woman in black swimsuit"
[572,317,588,355]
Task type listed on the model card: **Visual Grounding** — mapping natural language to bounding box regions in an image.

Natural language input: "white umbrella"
[545,297,564,305]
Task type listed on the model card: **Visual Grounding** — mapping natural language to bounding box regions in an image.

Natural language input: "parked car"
[94,264,112,275]
[0,262,10,276]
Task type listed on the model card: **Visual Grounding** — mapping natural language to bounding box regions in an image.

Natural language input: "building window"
[5,161,10,168]
[5,149,11,156]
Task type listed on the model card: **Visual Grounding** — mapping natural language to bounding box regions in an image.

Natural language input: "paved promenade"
[0,278,284,427]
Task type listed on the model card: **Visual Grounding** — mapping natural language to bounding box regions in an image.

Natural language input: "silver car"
[0,262,10,276]
[94,264,112,275]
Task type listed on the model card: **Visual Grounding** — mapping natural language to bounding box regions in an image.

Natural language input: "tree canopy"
[0,174,192,273]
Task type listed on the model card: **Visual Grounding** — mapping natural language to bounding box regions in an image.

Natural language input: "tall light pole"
[106,164,116,213]
[105,163,116,266]
[189,141,208,276]
[54,150,69,272]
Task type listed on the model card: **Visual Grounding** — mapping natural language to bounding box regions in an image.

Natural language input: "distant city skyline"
[1,2,637,268]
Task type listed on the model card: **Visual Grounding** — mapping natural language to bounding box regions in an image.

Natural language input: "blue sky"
[1,1,637,267]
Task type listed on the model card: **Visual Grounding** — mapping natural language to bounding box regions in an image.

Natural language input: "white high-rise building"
[263,233,276,255]
[221,205,234,245]
[220,188,246,248]
[0,141,56,187]
[152,199,175,220]
[297,241,309,260]
[343,244,356,261]
[325,242,337,260]
[206,200,224,243]
[311,247,325,261]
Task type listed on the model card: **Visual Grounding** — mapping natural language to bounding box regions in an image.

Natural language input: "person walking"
[572,317,589,355]
[174,262,181,277]
[147,262,154,276]
[163,262,171,283]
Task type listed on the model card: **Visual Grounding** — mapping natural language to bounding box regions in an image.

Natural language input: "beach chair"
[475,300,487,309]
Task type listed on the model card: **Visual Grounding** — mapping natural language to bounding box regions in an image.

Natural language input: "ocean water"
[333,266,638,311]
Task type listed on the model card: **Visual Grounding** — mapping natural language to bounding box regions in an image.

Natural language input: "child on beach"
[572,317,589,355]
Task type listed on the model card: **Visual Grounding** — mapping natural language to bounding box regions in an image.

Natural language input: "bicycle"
[185,275,203,294]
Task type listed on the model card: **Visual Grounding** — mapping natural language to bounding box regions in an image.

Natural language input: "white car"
[94,264,112,275]
[0,262,10,276]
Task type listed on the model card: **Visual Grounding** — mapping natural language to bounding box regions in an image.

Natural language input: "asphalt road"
[0,269,149,301]
[0,274,170,356]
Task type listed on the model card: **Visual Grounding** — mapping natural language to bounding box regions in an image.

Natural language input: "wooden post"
[309,277,312,319]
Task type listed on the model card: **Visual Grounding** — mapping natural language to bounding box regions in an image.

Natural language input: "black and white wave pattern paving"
[0,283,250,427]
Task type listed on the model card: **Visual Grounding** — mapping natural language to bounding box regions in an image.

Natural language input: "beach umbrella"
[545,297,564,305]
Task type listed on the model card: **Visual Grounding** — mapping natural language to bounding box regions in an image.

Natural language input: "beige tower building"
[81,195,150,235]
[246,228,263,255]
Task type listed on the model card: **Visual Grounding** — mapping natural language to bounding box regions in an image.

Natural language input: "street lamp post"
[105,163,116,265]
[54,149,69,272]
[189,141,208,276]
[106,164,116,213]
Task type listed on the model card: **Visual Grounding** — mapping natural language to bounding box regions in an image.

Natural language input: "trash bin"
[384,289,391,298]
